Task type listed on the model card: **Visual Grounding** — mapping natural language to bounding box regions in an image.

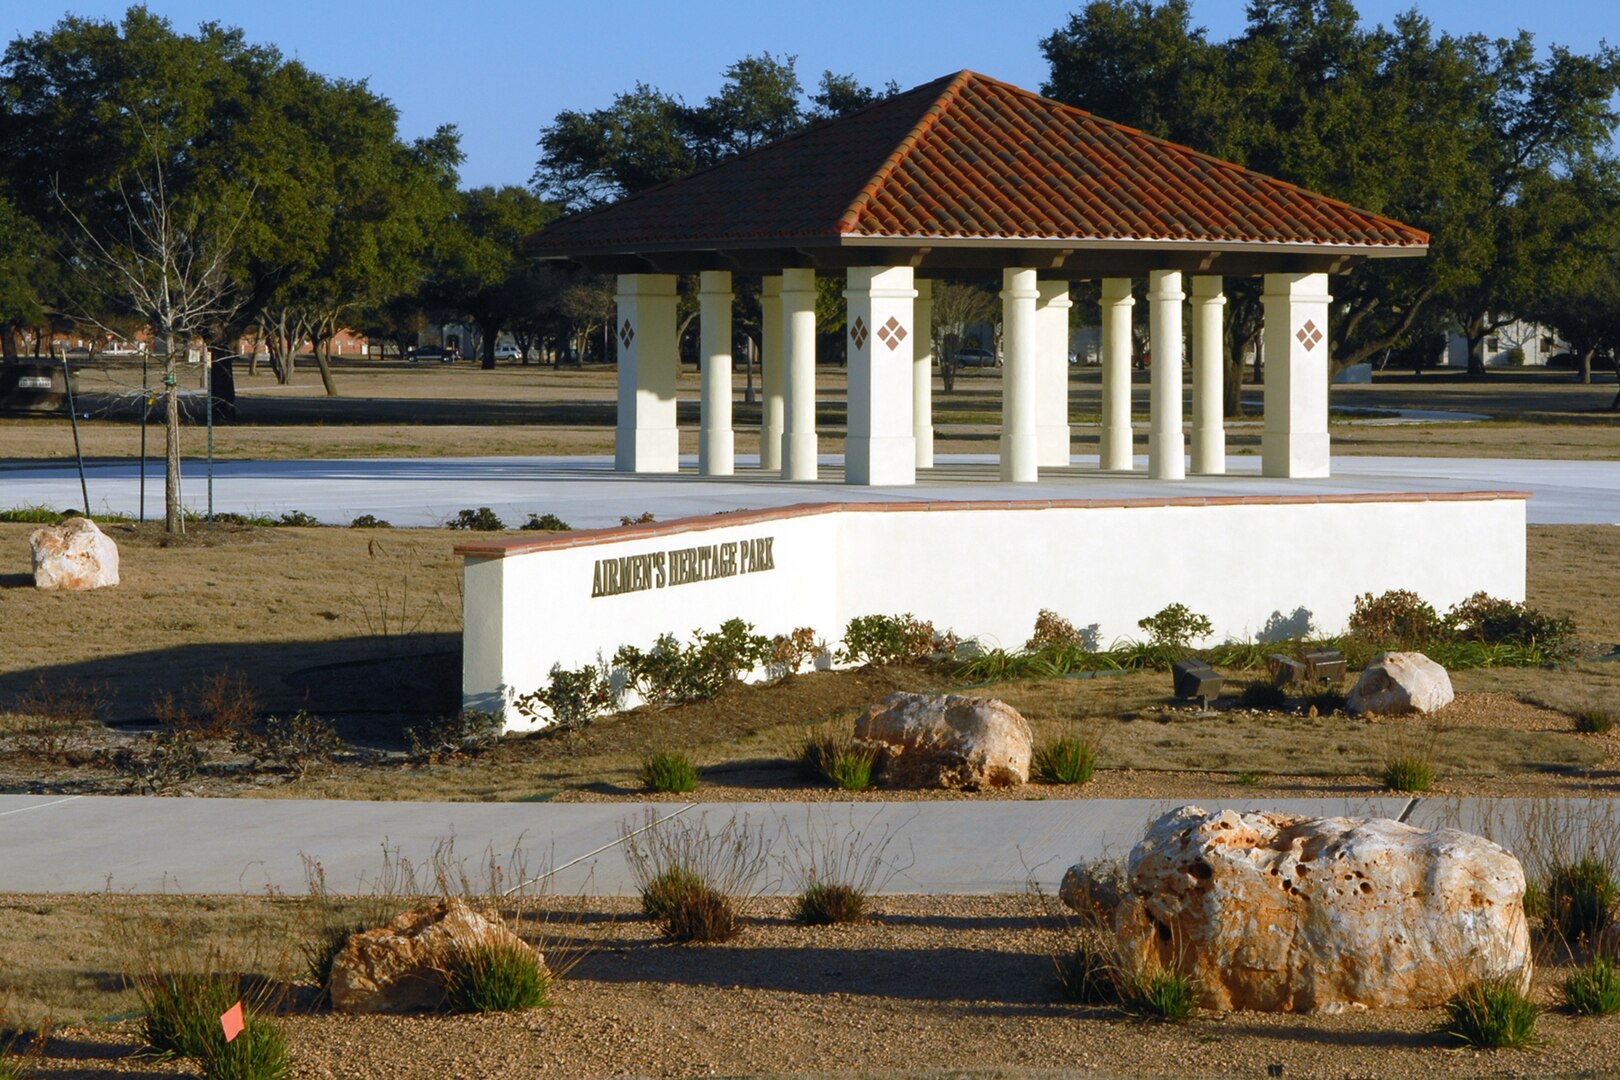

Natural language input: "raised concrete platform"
[2,452,1616,526]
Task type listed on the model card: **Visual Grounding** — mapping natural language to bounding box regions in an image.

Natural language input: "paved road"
[1,793,1589,897]
[3,453,1616,527]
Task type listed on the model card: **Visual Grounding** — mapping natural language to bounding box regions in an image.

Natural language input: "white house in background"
[1441,319,1567,368]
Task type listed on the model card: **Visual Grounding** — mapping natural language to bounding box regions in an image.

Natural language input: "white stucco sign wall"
[459,492,1527,731]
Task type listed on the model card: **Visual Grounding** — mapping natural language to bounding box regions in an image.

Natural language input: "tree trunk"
[744,335,756,405]
[1580,348,1594,384]
[312,338,339,396]
[164,352,183,534]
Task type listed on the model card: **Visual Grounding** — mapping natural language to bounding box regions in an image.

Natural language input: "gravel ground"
[18,896,1620,1079]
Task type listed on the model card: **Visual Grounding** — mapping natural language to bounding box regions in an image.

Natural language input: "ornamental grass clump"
[1546,857,1618,945]
[445,940,551,1013]
[1573,707,1616,735]
[779,810,912,926]
[1118,960,1198,1022]
[639,750,698,794]
[799,718,878,792]
[1563,955,1620,1016]
[621,810,771,944]
[1380,754,1434,793]
[1032,726,1099,785]
[1445,978,1538,1048]
[193,1015,290,1080]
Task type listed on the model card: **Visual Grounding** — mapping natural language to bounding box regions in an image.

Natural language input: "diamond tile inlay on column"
[619,319,635,349]
[851,317,868,349]
[876,316,908,351]
[1296,319,1322,352]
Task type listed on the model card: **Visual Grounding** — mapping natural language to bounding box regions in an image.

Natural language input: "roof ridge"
[971,70,1429,243]
[834,70,974,235]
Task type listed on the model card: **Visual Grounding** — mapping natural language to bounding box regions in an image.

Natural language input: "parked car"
[493,343,521,360]
[409,346,455,364]
[953,347,1000,369]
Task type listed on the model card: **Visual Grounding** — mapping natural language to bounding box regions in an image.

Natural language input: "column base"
[1099,425,1135,471]
[1262,431,1330,478]
[782,431,819,481]
[1037,424,1072,468]
[1191,431,1226,475]
[759,424,782,472]
[847,436,916,486]
[999,432,1039,482]
[1148,431,1186,480]
[615,426,679,473]
[915,429,934,469]
[699,429,735,476]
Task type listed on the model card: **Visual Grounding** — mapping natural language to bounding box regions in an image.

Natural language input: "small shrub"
[14,675,107,728]
[800,722,878,791]
[779,810,911,927]
[613,620,772,705]
[1032,729,1099,785]
[639,750,698,793]
[1380,754,1434,793]
[404,709,503,763]
[1234,770,1264,787]
[769,627,820,677]
[838,613,949,666]
[1026,609,1089,651]
[1573,707,1616,735]
[512,663,613,729]
[233,712,345,780]
[276,510,319,527]
[1446,978,1538,1048]
[522,512,571,531]
[1564,955,1620,1016]
[113,729,206,794]
[1119,962,1198,1022]
[1546,857,1618,945]
[154,671,259,737]
[1445,592,1575,655]
[447,507,505,531]
[1238,682,1288,710]
[1347,589,1442,648]
[1136,604,1212,656]
[664,884,739,943]
[1055,935,1119,1004]
[349,514,390,528]
[445,941,551,1013]
[193,1015,290,1080]
[640,866,707,922]
[619,512,656,526]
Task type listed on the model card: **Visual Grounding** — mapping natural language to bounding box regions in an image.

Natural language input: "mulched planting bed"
[10,895,1620,1079]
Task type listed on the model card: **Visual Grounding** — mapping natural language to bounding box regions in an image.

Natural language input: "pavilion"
[528,70,1428,487]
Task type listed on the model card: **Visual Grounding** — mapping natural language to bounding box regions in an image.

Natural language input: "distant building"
[1441,319,1566,368]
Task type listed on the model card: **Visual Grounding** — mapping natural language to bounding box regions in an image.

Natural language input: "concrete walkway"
[2,452,1617,527]
[1,793,1598,897]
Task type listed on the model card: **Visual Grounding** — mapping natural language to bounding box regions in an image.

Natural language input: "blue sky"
[6,1,1615,189]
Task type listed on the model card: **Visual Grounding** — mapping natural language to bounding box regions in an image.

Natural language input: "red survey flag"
[220,1001,245,1043]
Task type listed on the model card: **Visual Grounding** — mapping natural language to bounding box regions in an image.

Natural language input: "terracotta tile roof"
[531,71,1428,255]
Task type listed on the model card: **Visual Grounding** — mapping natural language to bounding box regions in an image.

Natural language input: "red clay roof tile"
[531,71,1428,255]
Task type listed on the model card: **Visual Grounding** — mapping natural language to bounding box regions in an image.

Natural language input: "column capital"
[1001,266,1040,301]
[1147,269,1185,303]
[1261,271,1332,305]
[761,274,782,298]
[845,264,916,299]
[1189,275,1226,303]
[780,267,816,295]
[1037,280,1074,308]
[614,272,678,301]
[1100,277,1135,304]
[698,269,733,295]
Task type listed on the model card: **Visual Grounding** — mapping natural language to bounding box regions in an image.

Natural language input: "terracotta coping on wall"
[453,490,1530,560]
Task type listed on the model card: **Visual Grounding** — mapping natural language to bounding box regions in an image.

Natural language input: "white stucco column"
[1147,269,1186,480]
[1036,281,1073,468]
[698,270,734,476]
[1189,275,1227,475]
[1000,267,1040,482]
[913,278,935,469]
[781,268,818,481]
[613,273,679,473]
[1261,272,1333,478]
[1099,278,1135,471]
[844,266,917,486]
[759,275,784,472]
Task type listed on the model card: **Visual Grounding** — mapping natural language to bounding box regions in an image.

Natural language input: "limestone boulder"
[30,516,119,590]
[855,692,1031,789]
[1059,858,1125,922]
[328,898,544,1014]
[1346,651,1454,715]
[1115,806,1531,1012]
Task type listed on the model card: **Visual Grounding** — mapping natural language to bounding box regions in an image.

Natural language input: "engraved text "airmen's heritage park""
[591,536,775,598]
